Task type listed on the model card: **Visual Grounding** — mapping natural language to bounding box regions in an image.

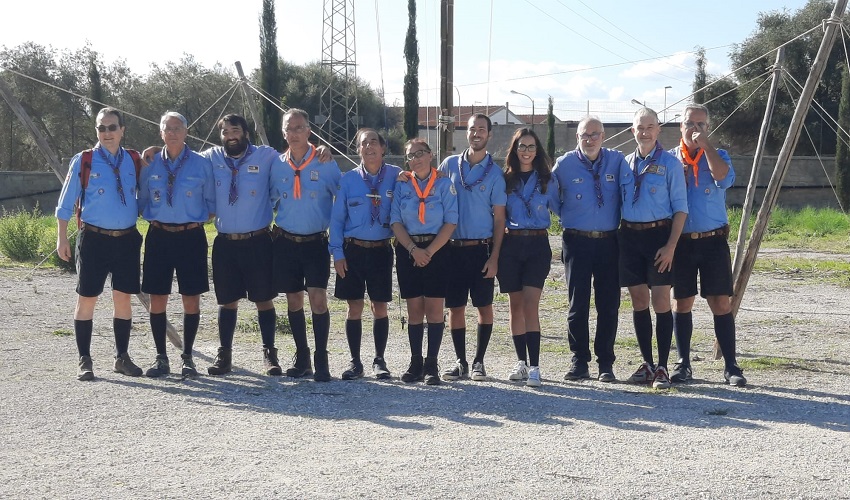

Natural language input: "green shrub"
[0,207,44,261]
[39,221,77,272]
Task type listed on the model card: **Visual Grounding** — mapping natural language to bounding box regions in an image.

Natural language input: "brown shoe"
[113,353,143,377]
[207,347,232,376]
[78,356,94,381]
[263,347,283,376]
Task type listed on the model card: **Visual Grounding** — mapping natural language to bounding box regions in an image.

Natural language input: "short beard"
[224,137,249,157]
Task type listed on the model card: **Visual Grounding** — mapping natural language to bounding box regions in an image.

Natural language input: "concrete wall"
[1,154,840,213]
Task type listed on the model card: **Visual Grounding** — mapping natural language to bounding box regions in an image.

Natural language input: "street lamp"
[510,90,535,130]
[630,98,644,107]
[663,86,672,122]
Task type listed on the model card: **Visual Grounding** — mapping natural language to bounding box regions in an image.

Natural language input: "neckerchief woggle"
[96,145,127,206]
[360,163,387,225]
[630,141,664,206]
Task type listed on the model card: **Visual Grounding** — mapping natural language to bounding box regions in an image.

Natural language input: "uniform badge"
[650,187,657,194]
[216,180,222,187]
[310,191,317,199]
[150,174,161,181]
[572,178,583,183]
[576,194,582,200]
[428,202,434,209]
[449,184,457,195]
[247,165,260,173]
[91,172,101,179]
[186,191,193,198]
[605,174,614,182]
[386,190,393,198]
[153,191,161,202]
[97,188,104,195]
[705,188,711,194]
[480,185,486,191]
[282,192,288,199]
[310,170,319,181]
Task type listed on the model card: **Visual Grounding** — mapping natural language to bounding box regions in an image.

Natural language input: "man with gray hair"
[552,116,629,382]
[669,103,746,386]
[138,111,215,378]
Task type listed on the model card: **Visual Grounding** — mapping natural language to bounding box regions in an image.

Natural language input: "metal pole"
[439,0,454,161]
[235,61,270,147]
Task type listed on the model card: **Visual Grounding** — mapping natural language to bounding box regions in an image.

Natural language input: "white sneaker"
[527,366,542,387]
[508,360,529,381]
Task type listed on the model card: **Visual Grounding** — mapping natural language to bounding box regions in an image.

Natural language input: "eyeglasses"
[517,144,537,152]
[284,125,308,134]
[580,131,602,141]
[683,121,708,130]
[163,127,186,134]
[405,149,431,161]
[96,124,120,133]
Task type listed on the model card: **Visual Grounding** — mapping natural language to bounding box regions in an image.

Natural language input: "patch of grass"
[752,257,850,287]
[737,356,798,371]
[0,207,45,261]
[728,206,850,253]
[52,329,73,337]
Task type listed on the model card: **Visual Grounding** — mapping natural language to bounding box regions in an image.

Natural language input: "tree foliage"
[836,63,850,209]
[693,46,707,104]
[259,0,283,150]
[403,0,419,140]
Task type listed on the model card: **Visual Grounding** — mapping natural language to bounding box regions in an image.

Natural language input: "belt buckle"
[690,232,699,239]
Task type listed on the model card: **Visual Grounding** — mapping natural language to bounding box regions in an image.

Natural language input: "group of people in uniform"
[55,102,746,389]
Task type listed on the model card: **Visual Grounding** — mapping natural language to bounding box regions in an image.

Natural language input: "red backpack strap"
[75,149,94,229]
[126,149,142,178]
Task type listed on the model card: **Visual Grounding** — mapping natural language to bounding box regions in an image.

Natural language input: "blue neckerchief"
[96,146,127,206]
[360,163,387,225]
[161,145,190,206]
[629,141,663,206]
[514,170,539,217]
[223,143,256,205]
[576,147,605,207]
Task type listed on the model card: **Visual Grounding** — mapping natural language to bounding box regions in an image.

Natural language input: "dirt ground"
[0,243,848,498]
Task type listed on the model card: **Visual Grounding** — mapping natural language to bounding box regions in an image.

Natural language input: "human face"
[160,117,187,152]
[681,109,709,149]
[516,135,537,171]
[95,112,124,154]
[466,117,491,152]
[220,122,249,156]
[405,144,433,178]
[632,114,660,153]
[282,114,311,150]
[358,130,385,168]
[577,121,604,159]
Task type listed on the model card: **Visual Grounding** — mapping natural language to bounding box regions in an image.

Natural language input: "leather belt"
[150,221,203,232]
[81,224,136,237]
[682,225,730,240]
[272,226,326,243]
[450,238,492,247]
[345,238,391,248]
[507,229,548,236]
[409,234,436,243]
[221,228,270,241]
[563,228,617,239]
[621,219,672,231]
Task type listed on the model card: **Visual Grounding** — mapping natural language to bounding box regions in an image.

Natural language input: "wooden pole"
[235,61,270,147]
[732,0,848,319]
[439,0,454,162]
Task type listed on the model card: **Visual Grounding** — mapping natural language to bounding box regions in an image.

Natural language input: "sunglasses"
[96,124,121,133]
[405,149,431,161]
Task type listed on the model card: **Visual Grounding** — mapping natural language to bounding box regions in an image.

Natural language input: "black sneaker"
[78,355,94,381]
[441,359,469,381]
[401,355,424,383]
[341,359,364,380]
[113,353,143,377]
[564,357,591,380]
[423,357,441,386]
[670,361,693,383]
[372,357,391,380]
[313,350,331,382]
[285,350,313,378]
[724,365,747,387]
[180,354,198,378]
[207,347,233,376]
[145,354,170,378]
[598,365,616,383]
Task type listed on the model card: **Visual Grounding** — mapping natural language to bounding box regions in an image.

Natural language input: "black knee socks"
[218,308,237,349]
[633,308,654,366]
[673,311,693,363]
[451,328,466,362]
[346,319,362,362]
[473,324,493,364]
[150,312,167,355]
[312,311,330,353]
[656,311,673,368]
[374,316,389,359]
[113,318,132,355]
[408,323,425,357]
[526,331,541,367]
[288,309,309,353]
[183,313,200,356]
[74,319,93,357]
[714,312,738,367]
[426,322,444,359]
[512,333,528,362]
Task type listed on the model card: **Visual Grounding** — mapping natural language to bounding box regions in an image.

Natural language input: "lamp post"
[663,86,672,122]
[630,98,644,107]
[510,90,535,131]
[455,86,461,126]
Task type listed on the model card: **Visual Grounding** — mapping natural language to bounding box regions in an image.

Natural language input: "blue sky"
[5,0,811,121]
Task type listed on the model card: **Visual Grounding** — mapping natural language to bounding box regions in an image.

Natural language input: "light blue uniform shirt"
[438,151,507,239]
[505,171,560,230]
[204,144,278,234]
[621,144,688,223]
[139,145,215,223]
[390,173,459,235]
[329,163,401,261]
[271,146,341,234]
[552,148,627,232]
[55,145,139,229]
[670,146,735,233]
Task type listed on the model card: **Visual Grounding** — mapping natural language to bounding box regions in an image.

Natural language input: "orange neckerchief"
[407,168,437,224]
[679,139,705,187]
[286,145,317,199]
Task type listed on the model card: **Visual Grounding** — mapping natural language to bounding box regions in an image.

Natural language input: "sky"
[3,0,813,123]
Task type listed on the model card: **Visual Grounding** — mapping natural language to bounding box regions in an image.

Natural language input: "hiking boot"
[373,357,392,380]
[145,354,170,378]
[285,350,313,378]
[442,359,469,381]
[180,353,198,378]
[423,357,441,386]
[527,366,542,387]
[78,356,94,381]
[627,362,655,384]
[113,353,143,377]
[652,366,672,389]
[508,360,529,381]
[670,360,693,383]
[470,361,487,381]
[598,365,616,383]
[564,357,591,380]
[724,365,747,387]
[207,347,232,376]
[341,359,364,380]
[313,350,331,382]
[263,347,283,376]
[401,355,424,383]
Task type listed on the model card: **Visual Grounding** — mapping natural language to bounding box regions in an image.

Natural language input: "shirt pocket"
[147,177,167,205]
[347,195,371,225]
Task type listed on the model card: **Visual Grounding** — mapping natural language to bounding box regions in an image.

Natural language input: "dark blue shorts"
[76,226,142,297]
[445,243,495,308]
[333,243,393,302]
[211,232,276,305]
[673,233,733,299]
[273,232,331,293]
[142,224,209,296]
[497,234,551,293]
[395,239,450,299]
[618,224,674,287]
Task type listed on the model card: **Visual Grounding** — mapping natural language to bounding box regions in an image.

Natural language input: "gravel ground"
[0,246,848,499]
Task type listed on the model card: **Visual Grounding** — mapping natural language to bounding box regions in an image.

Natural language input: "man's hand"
[654,243,676,273]
[56,239,71,262]
[691,130,710,150]
[481,254,498,279]
[316,145,333,163]
[334,258,348,278]
[141,146,162,167]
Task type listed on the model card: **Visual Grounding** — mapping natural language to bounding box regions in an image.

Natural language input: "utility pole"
[439,0,454,162]
[235,61,270,146]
